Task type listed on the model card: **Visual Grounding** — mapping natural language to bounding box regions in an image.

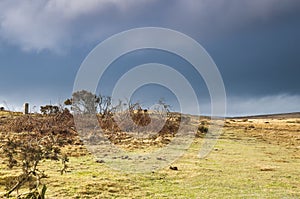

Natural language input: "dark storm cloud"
[1,0,300,51]
[0,0,299,114]
[207,14,300,96]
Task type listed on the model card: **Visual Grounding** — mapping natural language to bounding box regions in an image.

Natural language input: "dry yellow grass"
[0,114,299,198]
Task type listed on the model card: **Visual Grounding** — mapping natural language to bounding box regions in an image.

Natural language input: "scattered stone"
[248,125,255,129]
[260,167,276,171]
[96,159,105,163]
[169,166,178,170]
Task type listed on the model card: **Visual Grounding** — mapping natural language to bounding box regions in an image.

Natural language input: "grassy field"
[0,112,299,198]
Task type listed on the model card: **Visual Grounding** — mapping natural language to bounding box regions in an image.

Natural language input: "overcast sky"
[0,0,299,116]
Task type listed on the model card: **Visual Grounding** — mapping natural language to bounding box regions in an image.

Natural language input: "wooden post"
[24,103,29,114]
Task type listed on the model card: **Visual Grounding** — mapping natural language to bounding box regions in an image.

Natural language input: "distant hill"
[231,112,300,119]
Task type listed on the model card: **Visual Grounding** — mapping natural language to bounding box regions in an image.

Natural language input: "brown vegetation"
[0,108,299,198]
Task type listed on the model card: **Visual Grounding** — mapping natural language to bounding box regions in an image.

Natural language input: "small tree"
[72,90,99,114]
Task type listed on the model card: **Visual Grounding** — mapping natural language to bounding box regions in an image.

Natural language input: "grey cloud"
[0,0,300,52]
[0,0,155,52]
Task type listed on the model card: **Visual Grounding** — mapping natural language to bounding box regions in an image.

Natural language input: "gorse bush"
[71,90,184,147]
[196,124,209,138]
[0,111,73,198]
[40,105,60,115]
[0,132,68,198]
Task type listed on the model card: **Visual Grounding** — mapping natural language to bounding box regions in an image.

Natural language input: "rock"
[169,166,178,170]
[96,159,105,163]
